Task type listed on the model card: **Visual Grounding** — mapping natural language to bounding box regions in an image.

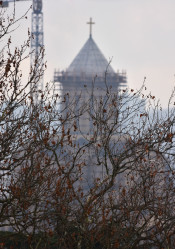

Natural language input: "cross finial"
[87,17,95,37]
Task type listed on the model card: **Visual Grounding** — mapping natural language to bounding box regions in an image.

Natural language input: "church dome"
[67,36,115,77]
[54,18,127,90]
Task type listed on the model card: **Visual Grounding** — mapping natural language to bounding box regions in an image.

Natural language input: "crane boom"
[1,0,31,7]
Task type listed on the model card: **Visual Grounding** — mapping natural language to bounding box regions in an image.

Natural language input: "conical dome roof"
[67,35,115,77]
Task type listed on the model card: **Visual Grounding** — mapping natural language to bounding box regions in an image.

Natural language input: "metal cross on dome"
[87,17,95,37]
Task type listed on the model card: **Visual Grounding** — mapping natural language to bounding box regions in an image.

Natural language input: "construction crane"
[1,0,44,102]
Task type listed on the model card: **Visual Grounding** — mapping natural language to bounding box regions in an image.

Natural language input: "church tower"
[54,18,127,134]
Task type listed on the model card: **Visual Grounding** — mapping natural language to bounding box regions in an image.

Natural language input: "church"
[52,19,128,188]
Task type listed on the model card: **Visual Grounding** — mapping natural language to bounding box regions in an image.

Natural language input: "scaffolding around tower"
[54,69,127,95]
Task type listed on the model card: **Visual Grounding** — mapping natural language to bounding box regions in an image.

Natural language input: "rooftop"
[67,35,115,77]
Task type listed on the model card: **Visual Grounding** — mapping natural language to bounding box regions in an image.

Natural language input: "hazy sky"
[5,0,175,107]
